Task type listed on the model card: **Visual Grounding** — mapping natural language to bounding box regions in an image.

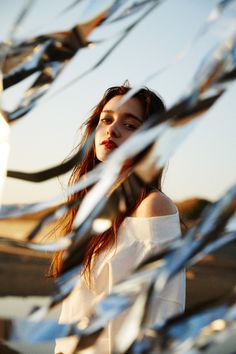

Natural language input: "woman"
[53,83,186,354]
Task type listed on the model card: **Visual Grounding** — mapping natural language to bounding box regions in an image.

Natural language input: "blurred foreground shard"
[2,0,161,122]
[0,112,9,203]
[0,0,236,353]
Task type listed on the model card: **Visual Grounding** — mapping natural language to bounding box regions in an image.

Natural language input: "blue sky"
[1,0,235,204]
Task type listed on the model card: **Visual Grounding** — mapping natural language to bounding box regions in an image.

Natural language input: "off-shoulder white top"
[55,210,186,354]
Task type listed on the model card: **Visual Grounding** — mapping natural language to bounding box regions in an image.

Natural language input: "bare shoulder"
[132,191,178,218]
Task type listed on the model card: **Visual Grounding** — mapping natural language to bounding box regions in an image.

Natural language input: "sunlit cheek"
[94,132,103,162]
[94,127,101,148]
[95,125,103,141]
[122,130,135,143]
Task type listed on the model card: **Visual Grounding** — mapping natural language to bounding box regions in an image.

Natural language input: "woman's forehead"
[102,95,144,118]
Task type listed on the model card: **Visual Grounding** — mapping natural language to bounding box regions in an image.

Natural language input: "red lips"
[101,139,117,150]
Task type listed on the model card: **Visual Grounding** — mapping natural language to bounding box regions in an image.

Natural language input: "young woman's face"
[95,95,144,161]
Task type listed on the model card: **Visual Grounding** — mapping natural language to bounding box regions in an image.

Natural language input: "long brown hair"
[49,83,166,280]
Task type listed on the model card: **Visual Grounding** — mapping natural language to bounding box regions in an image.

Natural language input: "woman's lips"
[101,139,117,150]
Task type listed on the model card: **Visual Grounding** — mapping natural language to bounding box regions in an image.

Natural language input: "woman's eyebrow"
[123,112,143,123]
[101,110,143,123]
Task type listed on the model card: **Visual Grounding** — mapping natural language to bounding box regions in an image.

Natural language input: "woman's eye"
[100,117,112,124]
[124,123,138,130]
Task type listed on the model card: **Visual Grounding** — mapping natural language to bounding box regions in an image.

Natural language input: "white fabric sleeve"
[93,213,186,351]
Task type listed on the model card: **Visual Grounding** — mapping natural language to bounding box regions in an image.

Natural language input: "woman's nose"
[106,122,121,138]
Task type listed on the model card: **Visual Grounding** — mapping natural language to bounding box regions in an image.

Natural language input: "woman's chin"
[96,150,113,162]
